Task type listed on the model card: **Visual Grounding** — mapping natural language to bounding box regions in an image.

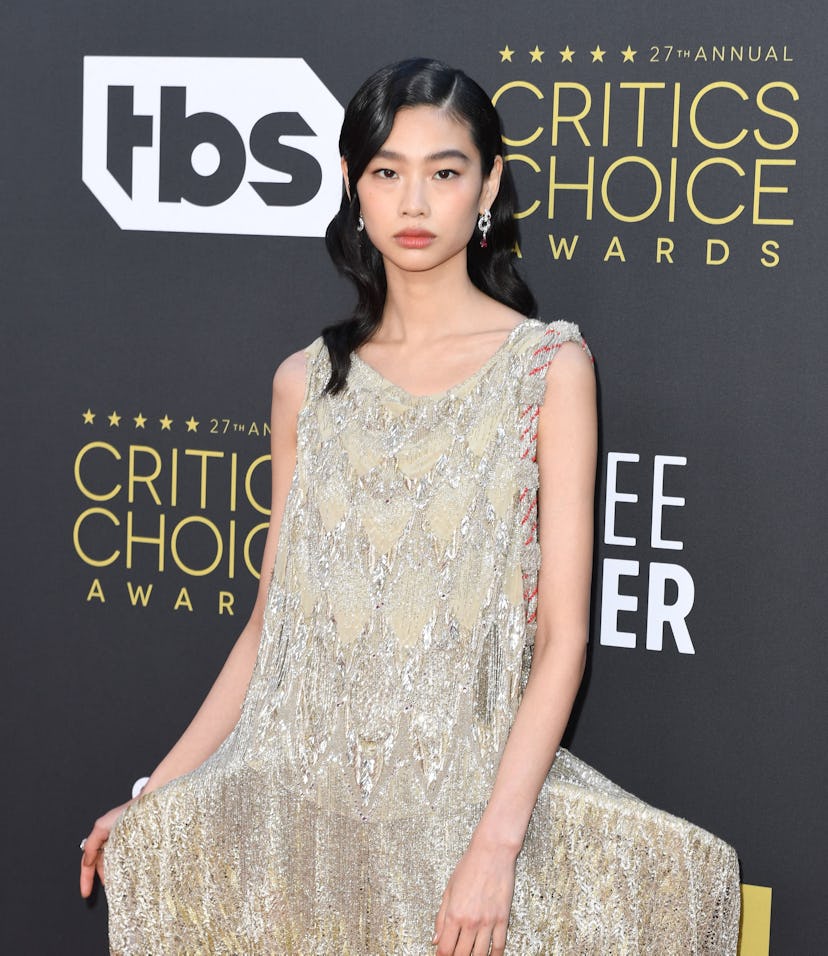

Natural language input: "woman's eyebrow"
[373,148,472,163]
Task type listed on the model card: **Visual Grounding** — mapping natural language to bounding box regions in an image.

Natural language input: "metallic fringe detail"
[518,320,593,636]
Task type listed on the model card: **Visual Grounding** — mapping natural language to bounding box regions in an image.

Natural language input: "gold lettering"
[760,240,780,268]
[74,441,121,502]
[126,511,165,571]
[245,455,271,516]
[551,83,592,147]
[656,237,675,263]
[504,154,542,218]
[128,445,162,505]
[687,158,745,225]
[227,518,236,580]
[753,159,795,226]
[491,81,544,147]
[548,156,595,220]
[173,587,193,611]
[184,449,225,509]
[671,84,681,148]
[667,157,677,222]
[706,239,730,265]
[170,516,223,577]
[690,82,749,149]
[619,82,666,148]
[601,82,611,148]
[229,451,238,512]
[601,156,662,223]
[603,235,626,262]
[86,578,105,603]
[170,447,178,508]
[126,581,153,607]
[754,82,799,150]
[73,507,120,567]
[548,235,579,260]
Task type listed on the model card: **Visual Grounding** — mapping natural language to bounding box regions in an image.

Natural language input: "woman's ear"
[480,155,503,213]
[341,157,351,200]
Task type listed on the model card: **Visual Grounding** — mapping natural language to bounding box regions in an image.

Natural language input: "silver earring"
[357,215,365,233]
[478,209,491,248]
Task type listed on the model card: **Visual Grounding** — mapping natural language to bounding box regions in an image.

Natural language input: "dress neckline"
[350,317,536,403]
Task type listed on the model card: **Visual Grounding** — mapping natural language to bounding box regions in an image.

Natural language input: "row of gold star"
[82,408,200,432]
[500,45,638,63]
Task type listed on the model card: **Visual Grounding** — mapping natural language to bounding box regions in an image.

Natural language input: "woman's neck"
[379,254,483,344]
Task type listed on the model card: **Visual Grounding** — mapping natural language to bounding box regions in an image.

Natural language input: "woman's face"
[348,105,502,274]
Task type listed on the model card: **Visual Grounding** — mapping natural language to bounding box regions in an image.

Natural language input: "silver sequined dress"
[105,318,740,954]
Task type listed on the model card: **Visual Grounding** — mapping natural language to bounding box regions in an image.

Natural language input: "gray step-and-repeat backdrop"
[2,1,824,953]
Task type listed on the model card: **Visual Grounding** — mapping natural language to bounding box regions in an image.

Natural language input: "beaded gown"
[105,318,740,955]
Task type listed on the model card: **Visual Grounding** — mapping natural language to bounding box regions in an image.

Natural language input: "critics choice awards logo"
[82,57,344,237]
[73,406,271,615]
[489,40,798,267]
[82,51,799,261]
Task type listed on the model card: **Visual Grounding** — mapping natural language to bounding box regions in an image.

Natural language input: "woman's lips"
[394,229,436,249]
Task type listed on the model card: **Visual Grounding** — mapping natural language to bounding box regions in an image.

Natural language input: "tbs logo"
[82,57,344,236]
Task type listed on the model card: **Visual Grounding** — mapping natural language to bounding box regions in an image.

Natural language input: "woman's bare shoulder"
[271,349,309,416]
[476,294,528,333]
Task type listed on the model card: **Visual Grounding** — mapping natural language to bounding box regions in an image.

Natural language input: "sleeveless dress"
[105,318,740,955]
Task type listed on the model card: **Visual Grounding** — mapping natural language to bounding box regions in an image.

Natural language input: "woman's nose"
[399,178,428,216]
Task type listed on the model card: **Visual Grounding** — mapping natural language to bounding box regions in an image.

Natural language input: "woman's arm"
[471,339,596,850]
[433,340,597,955]
[138,349,308,793]
[80,350,307,897]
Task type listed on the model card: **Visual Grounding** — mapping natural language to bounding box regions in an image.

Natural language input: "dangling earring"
[478,209,491,248]
[357,215,365,233]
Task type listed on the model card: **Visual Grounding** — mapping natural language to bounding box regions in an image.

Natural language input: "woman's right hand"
[79,800,133,898]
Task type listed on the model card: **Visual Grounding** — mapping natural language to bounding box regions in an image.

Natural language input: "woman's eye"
[434,169,458,180]
[374,168,397,179]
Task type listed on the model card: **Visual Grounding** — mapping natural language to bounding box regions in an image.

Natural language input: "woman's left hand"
[432,835,517,955]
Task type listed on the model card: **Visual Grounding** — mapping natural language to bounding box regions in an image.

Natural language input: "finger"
[80,856,96,898]
[79,824,108,897]
[491,920,507,956]
[453,925,478,956]
[81,823,107,868]
[432,893,448,945]
[435,918,461,956]
[471,926,493,956]
[79,849,107,898]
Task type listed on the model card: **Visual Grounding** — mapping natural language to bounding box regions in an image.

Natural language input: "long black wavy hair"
[321,57,538,394]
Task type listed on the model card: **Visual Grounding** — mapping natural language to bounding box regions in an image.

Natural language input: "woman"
[81,58,740,954]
